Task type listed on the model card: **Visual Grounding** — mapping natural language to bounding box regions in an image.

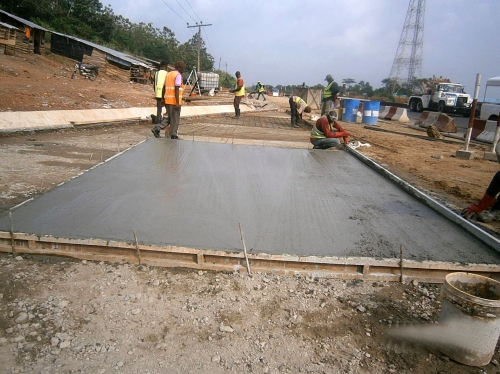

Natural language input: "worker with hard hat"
[256,81,266,101]
[321,74,340,115]
[310,111,350,149]
[289,95,311,128]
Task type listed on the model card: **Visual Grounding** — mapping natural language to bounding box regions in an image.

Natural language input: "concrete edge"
[0,103,274,134]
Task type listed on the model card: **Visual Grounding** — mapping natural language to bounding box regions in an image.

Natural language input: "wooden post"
[399,244,404,283]
[238,223,252,275]
[132,230,142,265]
[9,212,15,255]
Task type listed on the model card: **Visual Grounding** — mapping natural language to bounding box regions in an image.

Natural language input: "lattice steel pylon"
[388,0,425,94]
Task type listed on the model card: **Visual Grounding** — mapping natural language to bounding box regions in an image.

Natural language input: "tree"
[342,78,356,87]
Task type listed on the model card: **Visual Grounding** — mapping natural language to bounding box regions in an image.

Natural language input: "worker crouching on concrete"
[289,95,311,128]
[310,111,350,149]
[461,142,500,221]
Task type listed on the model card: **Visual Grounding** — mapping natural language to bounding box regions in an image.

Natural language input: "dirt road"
[1,52,499,373]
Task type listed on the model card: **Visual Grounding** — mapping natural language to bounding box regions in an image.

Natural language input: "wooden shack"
[50,31,154,84]
[0,22,17,55]
[0,10,46,55]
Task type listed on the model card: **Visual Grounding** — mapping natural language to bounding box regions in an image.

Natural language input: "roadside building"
[0,10,47,55]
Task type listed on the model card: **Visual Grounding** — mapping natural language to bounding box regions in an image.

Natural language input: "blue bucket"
[362,101,380,125]
[342,99,359,122]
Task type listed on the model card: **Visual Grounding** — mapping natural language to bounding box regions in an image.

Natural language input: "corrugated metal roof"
[0,21,19,29]
[0,10,48,31]
[50,31,153,69]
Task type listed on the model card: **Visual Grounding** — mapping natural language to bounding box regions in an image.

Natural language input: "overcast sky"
[103,0,498,95]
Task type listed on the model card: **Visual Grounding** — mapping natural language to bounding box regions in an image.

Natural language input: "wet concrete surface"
[1,138,499,264]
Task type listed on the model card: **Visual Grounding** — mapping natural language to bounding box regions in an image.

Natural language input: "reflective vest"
[234,77,245,96]
[164,70,184,105]
[258,83,265,92]
[323,81,335,99]
[310,119,337,139]
[154,69,167,98]
[293,96,307,107]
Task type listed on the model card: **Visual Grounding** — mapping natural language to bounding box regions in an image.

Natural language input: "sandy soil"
[0,52,499,374]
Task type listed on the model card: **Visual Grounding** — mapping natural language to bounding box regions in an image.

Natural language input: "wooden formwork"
[1,231,499,283]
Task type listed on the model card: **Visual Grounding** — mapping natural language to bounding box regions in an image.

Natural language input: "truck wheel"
[489,115,499,122]
[437,101,445,112]
[409,99,417,112]
[416,100,423,112]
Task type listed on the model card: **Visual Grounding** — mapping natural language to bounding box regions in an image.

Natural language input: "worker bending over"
[462,141,500,222]
[310,111,350,149]
[289,95,311,128]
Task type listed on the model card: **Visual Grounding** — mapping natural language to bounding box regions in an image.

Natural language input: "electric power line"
[185,0,202,23]
[174,0,197,24]
[160,0,189,25]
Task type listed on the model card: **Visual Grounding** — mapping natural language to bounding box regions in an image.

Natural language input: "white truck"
[480,76,500,121]
[407,78,472,116]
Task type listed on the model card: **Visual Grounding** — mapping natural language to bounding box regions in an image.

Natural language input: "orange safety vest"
[164,70,184,105]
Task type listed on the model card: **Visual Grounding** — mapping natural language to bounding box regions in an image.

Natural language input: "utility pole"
[187,22,212,72]
[388,0,425,94]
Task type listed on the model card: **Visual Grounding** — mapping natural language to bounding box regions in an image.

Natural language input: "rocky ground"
[0,52,499,373]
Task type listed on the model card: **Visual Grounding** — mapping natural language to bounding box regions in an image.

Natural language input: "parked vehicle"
[71,62,99,81]
[407,77,472,116]
[480,76,500,121]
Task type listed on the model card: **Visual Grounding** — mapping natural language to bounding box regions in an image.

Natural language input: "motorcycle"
[71,62,99,81]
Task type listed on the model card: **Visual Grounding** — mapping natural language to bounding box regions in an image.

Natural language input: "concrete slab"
[456,149,476,160]
[0,140,499,264]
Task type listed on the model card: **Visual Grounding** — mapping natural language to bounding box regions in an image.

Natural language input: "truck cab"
[480,76,500,121]
[408,81,472,115]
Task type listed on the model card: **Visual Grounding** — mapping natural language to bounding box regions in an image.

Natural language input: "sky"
[102,0,499,96]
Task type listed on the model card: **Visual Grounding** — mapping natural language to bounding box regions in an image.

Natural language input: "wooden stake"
[132,230,142,265]
[238,223,252,275]
[400,244,404,283]
[9,212,15,255]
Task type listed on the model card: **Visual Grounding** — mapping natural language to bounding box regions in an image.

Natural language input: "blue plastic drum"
[362,101,380,125]
[342,99,359,122]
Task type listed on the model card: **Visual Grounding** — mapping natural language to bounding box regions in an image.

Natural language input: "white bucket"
[439,272,500,366]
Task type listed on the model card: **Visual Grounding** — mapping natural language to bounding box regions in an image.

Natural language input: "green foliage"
[1,0,214,69]
[214,69,235,88]
[349,81,374,97]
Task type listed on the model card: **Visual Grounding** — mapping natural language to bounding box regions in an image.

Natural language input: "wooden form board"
[1,231,499,283]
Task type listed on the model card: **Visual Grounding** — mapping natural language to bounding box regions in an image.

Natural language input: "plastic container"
[198,72,219,93]
[362,101,380,125]
[342,99,359,122]
[439,272,500,366]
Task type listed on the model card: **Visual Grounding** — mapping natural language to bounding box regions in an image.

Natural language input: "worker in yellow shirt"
[289,96,311,128]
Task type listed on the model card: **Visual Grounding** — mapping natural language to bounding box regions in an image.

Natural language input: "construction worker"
[289,96,311,128]
[340,82,348,97]
[152,60,168,126]
[256,81,266,101]
[310,111,350,149]
[231,71,245,118]
[461,142,500,222]
[321,74,340,115]
[151,61,186,139]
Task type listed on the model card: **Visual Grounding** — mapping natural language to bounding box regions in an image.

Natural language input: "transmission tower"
[388,0,425,94]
